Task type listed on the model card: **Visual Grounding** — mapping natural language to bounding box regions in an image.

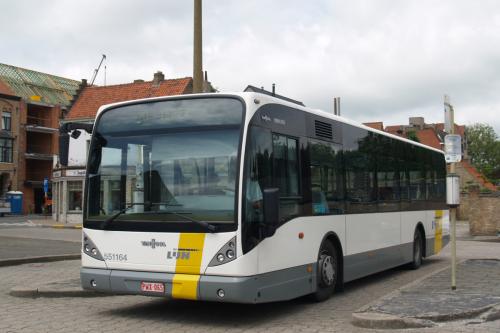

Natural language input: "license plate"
[140,282,165,293]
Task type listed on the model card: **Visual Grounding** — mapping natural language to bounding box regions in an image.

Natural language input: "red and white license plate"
[140,282,165,293]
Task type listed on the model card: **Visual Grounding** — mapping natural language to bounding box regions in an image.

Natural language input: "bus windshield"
[85,97,244,230]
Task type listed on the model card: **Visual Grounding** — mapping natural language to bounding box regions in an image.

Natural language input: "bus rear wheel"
[409,230,423,270]
[312,241,338,302]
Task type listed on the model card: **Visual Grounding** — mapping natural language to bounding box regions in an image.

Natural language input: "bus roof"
[94,91,445,155]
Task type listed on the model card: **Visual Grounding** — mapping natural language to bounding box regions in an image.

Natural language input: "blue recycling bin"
[6,191,23,215]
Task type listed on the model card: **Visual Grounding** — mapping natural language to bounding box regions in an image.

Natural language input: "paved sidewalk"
[30,217,82,229]
[353,259,500,329]
[0,214,82,229]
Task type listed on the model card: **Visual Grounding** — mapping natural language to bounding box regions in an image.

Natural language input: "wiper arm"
[153,211,217,233]
[173,212,217,233]
[100,205,132,229]
[99,201,217,232]
[100,202,151,229]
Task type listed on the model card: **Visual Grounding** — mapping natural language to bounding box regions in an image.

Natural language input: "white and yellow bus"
[61,91,449,303]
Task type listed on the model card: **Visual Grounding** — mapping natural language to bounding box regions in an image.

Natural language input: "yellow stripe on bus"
[434,210,443,253]
[171,233,206,300]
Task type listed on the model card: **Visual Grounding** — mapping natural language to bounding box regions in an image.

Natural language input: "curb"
[36,224,82,229]
[0,254,80,267]
[351,312,435,329]
[481,304,500,322]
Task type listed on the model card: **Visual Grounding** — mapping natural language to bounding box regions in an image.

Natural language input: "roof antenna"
[104,65,107,86]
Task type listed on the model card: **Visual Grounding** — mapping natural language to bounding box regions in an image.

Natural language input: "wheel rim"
[319,254,335,286]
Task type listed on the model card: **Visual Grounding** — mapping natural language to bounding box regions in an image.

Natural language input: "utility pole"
[193,0,203,93]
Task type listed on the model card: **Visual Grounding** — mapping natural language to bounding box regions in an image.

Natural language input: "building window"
[0,138,13,163]
[2,112,11,131]
[68,181,83,211]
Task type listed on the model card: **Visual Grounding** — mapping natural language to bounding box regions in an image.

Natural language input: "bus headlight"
[83,233,104,261]
[209,237,237,267]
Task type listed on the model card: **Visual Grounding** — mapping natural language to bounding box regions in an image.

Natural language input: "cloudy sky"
[1,0,499,133]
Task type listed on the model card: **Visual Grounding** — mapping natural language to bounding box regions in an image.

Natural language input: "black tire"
[409,229,423,270]
[311,241,338,302]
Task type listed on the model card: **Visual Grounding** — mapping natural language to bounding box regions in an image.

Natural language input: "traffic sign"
[444,134,462,163]
[43,177,49,194]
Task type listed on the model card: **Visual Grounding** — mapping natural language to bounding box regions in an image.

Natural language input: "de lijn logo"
[141,239,166,249]
[167,248,200,260]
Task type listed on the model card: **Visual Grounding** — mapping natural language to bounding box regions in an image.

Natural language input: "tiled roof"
[0,63,80,106]
[385,125,403,134]
[66,77,193,120]
[416,128,442,149]
[363,122,384,131]
[460,160,497,191]
[434,123,465,136]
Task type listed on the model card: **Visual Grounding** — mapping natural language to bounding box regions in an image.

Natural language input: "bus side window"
[309,139,344,215]
[272,134,301,221]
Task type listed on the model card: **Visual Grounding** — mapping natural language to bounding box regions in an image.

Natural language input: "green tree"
[406,131,420,143]
[466,123,500,182]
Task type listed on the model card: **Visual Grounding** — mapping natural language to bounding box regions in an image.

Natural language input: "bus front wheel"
[312,241,338,302]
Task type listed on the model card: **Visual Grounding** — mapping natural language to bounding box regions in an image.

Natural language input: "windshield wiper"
[100,208,126,229]
[100,202,173,229]
[99,202,217,233]
[153,210,217,233]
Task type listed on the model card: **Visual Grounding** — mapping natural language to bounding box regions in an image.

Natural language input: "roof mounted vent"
[315,120,333,140]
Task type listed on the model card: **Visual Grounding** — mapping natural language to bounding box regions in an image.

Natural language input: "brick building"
[0,63,79,214]
[53,72,196,223]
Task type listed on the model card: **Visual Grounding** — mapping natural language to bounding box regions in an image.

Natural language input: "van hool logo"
[167,248,200,260]
[141,239,166,249]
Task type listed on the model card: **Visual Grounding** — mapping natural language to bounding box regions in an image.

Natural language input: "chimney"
[333,97,341,116]
[80,79,88,88]
[153,71,165,85]
[409,117,424,129]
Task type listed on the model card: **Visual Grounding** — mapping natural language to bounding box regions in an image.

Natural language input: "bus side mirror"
[263,188,280,237]
[59,132,69,166]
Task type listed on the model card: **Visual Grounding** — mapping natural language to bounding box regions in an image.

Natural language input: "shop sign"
[66,169,86,177]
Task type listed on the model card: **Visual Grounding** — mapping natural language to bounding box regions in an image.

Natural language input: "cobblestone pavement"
[363,259,500,319]
[1,240,499,333]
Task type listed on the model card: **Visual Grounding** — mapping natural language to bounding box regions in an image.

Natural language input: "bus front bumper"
[81,265,315,304]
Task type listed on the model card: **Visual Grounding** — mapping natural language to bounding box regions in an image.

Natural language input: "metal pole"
[446,94,457,290]
[193,0,203,93]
